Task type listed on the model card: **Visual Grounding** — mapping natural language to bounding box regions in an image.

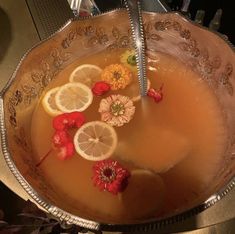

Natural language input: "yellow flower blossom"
[101,64,132,90]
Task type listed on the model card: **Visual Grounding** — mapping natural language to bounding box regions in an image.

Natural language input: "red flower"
[67,112,86,128]
[92,81,110,96]
[51,112,85,161]
[37,112,84,166]
[92,160,130,195]
[57,142,75,160]
[53,112,85,130]
[147,84,164,103]
[52,130,71,147]
[53,113,70,130]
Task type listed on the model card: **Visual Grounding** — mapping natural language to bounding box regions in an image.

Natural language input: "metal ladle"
[123,0,148,96]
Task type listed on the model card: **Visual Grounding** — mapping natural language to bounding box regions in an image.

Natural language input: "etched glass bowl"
[0,10,235,232]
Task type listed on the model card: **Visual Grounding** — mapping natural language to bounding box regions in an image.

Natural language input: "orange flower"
[101,64,132,90]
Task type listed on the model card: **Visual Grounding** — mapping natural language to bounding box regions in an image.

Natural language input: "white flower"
[98,95,135,127]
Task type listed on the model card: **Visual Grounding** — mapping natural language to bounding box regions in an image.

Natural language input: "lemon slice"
[42,87,62,116]
[120,169,165,219]
[69,64,102,87]
[55,82,93,112]
[74,121,118,161]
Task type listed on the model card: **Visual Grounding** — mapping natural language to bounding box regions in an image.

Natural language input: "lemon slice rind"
[69,64,102,87]
[42,87,62,116]
[55,82,93,113]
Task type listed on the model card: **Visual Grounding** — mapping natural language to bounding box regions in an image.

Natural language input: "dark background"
[95,0,235,45]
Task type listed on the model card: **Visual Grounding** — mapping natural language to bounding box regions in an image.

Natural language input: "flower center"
[101,167,116,182]
[127,54,136,66]
[110,101,125,116]
[113,71,122,80]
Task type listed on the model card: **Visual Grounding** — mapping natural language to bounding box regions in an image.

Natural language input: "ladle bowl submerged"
[0,10,235,232]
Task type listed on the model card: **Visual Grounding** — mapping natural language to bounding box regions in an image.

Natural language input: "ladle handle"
[70,0,82,17]
[124,0,148,96]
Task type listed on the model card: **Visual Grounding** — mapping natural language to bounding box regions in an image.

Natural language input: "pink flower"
[98,95,135,127]
[92,159,130,194]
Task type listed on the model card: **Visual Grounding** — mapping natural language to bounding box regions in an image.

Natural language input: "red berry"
[92,81,110,96]
[57,142,75,160]
[52,130,71,147]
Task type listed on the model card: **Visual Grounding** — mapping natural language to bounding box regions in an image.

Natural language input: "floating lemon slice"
[55,82,93,113]
[120,169,165,219]
[74,121,118,161]
[42,87,62,116]
[69,64,102,87]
